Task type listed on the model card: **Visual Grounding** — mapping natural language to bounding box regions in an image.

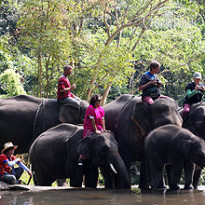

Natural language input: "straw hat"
[1,142,18,153]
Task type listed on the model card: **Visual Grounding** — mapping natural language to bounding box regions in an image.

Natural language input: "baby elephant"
[145,124,205,190]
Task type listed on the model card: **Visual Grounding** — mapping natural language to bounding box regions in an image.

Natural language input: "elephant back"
[0,95,42,153]
[104,94,141,132]
[30,123,83,173]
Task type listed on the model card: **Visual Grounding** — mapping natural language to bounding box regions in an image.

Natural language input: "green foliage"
[0,69,26,98]
[0,0,18,37]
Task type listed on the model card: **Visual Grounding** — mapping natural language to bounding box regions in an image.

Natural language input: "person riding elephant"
[182,72,205,119]
[78,94,106,166]
[29,123,130,188]
[139,60,169,106]
[0,95,88,154]
[57,65,81,106]
[103,94,183,188]
[145,125,205,191]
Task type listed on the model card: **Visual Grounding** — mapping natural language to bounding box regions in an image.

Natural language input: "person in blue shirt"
[139,60,168,106]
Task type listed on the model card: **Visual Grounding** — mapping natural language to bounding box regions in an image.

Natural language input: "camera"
[156,80,161,85]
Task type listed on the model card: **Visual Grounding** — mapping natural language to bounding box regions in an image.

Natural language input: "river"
[1,187,205,205]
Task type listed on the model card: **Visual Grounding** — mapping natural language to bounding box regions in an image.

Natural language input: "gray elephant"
[29,123,130,188]
[0,95,88,154]
[145,124,205,190]
[181,102,205,189]
[103,94,182,188]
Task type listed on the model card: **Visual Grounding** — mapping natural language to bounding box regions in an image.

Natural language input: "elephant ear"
[181,140,191,158]
[77,137,95,160]
[59,103,80,124]
[131,101,150,136]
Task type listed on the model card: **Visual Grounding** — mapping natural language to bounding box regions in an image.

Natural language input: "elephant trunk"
[109,150,131,189]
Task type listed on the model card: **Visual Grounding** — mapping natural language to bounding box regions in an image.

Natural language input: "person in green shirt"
[182,72,205,119]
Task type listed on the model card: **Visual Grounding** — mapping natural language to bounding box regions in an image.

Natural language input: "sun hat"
[193,72,202,79]
[1,142,18,153]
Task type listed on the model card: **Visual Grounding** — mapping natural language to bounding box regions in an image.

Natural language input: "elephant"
[145,124,205,190]
[103,94,183,188]
[29,123,130,188]
[0,95,88,154]
[180,102,205,189]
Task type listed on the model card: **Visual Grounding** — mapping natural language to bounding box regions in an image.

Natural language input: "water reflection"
[1,188,205,205]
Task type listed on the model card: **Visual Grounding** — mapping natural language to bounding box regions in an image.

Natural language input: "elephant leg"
[150,163,165,189]
[34,170,54,186]
[70,167,83,187]
[85,168,99,188]
[193,165,202,189]
[184,161,194,190]
[169,163,183,190]
[139,156,151,189]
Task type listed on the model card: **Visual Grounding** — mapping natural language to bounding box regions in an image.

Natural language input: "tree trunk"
[101,81,112,106]
[86,55,104,101]
[37,53,42,98]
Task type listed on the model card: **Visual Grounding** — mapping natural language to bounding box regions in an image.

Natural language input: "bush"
[0,69,26,98]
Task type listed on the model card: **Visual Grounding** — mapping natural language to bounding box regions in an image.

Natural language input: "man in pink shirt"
[57,65,80,106]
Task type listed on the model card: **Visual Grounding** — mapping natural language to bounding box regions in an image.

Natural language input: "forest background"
[1,0,205,186]
[0,0,205,106]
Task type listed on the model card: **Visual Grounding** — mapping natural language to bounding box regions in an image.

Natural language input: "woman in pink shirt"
[78,94,106,165]
[83,94,105,138]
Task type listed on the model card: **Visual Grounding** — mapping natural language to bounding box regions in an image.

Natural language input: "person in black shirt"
[182,72,205,118]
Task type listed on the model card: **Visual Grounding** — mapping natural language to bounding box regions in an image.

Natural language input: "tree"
[0,69,26,98]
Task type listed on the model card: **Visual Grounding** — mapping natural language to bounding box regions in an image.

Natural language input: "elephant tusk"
[110,163,118,174]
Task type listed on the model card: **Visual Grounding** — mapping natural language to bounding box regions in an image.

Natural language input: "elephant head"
[59,100,88,124]
[131,98,182,136]
[77,131,130,188]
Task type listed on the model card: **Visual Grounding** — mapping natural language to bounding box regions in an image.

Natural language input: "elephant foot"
[157,184,167,190]
[150,185,166,190]
[139,183,150,190]
[184,184,194,190]
[170,184,180,191]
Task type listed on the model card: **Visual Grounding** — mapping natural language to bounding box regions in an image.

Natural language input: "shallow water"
[1,188,205,205]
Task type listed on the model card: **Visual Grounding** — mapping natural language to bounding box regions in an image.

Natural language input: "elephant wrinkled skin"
[0,95,88,154]
[103,94,183,188]
[29,123,130,188]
